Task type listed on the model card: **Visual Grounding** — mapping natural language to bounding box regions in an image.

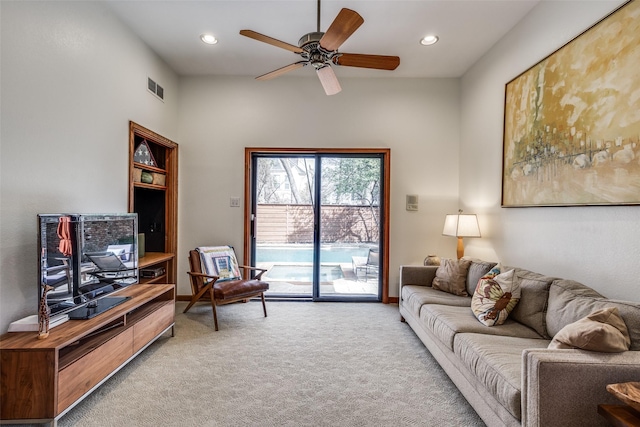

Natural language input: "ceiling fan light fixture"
[420,35,439,46]
[200,34,218,45]
[316,65,342,96]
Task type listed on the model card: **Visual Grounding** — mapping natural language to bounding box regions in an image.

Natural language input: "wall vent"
[147,77,164,101]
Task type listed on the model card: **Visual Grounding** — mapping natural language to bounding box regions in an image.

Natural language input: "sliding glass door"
[248,151,385,301]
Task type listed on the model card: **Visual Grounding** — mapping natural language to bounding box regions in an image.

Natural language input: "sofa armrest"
[399,265,437,288]
[522,348,640,427]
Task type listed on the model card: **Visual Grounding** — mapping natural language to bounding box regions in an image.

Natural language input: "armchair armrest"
[238,265,267,280]
[187,271,219,280]
[522,348,640,427]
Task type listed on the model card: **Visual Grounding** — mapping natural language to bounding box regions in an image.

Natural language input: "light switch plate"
[230,197,240,207]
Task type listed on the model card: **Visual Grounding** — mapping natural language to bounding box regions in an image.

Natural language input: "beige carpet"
[56,301,485,426]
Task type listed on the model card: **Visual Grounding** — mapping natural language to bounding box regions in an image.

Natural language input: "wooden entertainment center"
[0,284,175,426]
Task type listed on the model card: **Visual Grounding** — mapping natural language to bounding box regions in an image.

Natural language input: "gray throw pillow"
[548,307,631,352]
[547,279,640,351]
[509,269,556,338]
[432,258,472,296]
[464,259,497,296]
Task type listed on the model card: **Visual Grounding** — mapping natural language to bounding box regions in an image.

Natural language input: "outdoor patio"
[257,258,379,297]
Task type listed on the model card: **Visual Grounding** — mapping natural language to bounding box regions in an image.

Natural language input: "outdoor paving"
[259,262,378,296]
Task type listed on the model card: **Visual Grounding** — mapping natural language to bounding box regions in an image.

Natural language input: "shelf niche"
[128,121,178,285]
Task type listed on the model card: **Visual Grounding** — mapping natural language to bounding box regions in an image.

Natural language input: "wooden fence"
[256,204,380,244]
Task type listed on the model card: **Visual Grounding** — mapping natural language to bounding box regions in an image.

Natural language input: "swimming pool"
[255,244,373,264]
[264,264,344,282]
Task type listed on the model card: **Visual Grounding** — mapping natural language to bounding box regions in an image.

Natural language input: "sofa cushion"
[402,285,471,317]
[419,304,544,351]
[454,333,551,420]
[471,269,520,327]
[432,258,472,296]
[548,307,631,352]
[546,279,640,350]
[507,268,556,338]
[463,258,497,296]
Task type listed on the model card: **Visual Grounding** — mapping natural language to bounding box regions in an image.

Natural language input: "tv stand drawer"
[133,301,174,353]
[57,328,134,413]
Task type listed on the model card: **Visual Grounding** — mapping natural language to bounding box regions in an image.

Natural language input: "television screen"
[38,213,138,319]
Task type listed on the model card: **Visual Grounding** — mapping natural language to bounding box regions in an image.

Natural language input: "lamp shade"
[442,211,481,238]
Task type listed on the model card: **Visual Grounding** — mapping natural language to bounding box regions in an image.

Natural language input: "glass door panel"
[253,156,315,298]
[317,156,381,300]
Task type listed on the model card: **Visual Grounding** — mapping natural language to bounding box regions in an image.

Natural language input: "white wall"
[5,0,635,334]
[0,1,179,332]
[460,0,640,301]
[176,75,461,298]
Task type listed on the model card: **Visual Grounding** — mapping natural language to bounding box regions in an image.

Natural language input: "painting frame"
[502,0,640,207]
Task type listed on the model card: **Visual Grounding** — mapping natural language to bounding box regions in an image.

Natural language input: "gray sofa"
[399,259,640,427]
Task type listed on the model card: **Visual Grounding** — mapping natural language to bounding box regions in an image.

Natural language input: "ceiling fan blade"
[319,8,364,52]
[334,53,400,70]
[316,66,342,96]
[240,30,303,54]
[256,62,306,81]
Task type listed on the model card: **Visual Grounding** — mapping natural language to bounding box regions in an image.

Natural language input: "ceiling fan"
[239,0,400,95]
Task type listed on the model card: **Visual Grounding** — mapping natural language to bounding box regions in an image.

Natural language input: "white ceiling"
[104,0,540,79]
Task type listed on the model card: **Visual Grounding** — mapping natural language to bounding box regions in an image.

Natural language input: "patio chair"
[353,249,379,281]
[184,246,269,331]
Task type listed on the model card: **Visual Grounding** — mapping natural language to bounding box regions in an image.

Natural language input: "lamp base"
[457,237,465,260]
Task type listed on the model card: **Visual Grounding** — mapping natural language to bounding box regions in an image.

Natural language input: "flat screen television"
[38,213,139,320]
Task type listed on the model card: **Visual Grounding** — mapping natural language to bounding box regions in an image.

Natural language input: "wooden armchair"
[183,246,269,331]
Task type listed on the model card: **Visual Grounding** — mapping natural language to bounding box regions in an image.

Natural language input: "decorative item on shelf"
[442,209,481,260]
[141,171,154,184]
[141,266,166,279]
[133,168,142,182]
[134,139,157,167]
[152,173,166,186]
[133,168,142,183]
[424,255,441,266]
[38,284,54,339]
[138,233,145,258]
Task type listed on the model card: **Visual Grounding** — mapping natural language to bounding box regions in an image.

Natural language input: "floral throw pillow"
[471,267,521,326]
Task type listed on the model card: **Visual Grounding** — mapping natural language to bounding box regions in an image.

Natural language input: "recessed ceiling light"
[200,34,218,45]
[420,35,439,46]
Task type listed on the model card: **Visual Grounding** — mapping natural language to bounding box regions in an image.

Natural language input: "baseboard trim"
[178,295,398,303]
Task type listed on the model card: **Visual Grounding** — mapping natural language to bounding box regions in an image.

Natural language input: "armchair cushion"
[214,278,269,301]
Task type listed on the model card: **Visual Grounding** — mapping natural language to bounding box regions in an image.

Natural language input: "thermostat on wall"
[406,194,418,211]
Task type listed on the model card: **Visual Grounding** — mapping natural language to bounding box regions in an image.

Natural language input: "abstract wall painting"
[502,0,640,207]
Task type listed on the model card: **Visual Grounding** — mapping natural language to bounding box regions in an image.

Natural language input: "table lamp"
[442,209,481,259]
